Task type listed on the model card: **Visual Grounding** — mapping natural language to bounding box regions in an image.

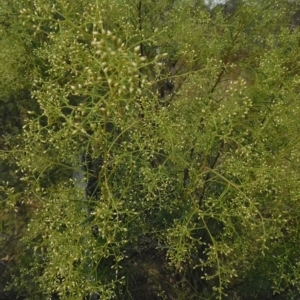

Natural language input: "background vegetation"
[1,0,300,299]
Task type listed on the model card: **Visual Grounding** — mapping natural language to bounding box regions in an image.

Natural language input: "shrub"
[1,0,300,299]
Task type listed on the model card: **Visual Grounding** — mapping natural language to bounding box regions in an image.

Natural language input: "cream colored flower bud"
[134,45,140,53]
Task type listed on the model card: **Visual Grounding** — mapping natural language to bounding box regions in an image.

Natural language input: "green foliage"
[1,0,300,299]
